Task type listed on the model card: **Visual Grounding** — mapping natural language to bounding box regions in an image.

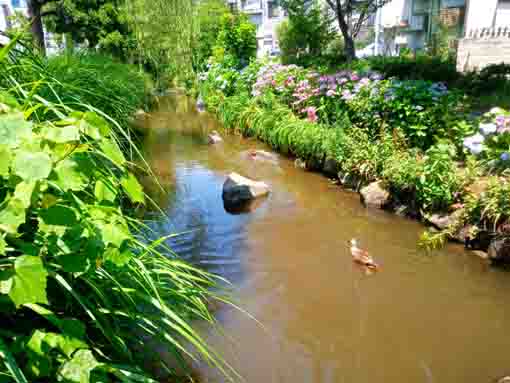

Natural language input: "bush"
[214,13,257,68]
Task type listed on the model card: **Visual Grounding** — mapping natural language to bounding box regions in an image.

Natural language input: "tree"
[42,0,133,56]
[214,13,257,67]
[279,0,335,64]
[324,0,390,61]
[192,0,229,70]
[27,0,46,54]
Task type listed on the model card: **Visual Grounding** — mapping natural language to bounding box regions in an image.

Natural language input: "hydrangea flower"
[350,73,360,82]
[463,133,485,155]
[501,152,510,161]
[326,89,336,97]
[342,90,354,101]
[306,106,318,122]
[479,122,497,135]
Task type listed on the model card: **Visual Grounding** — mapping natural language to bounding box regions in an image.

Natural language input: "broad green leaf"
[0,145,12,176]
[120,173,144,204]
[41,124,80,143]
[0,198,26,234]
[26,330,53,377]
[99,139,125,167]
[99,222,130,248]
[0,112,32,147]
[14,181,37,208]
[40,205,78,227]
[14,150,52,181]
[58,349,99,383]
[0,236,6,255]
[52,158,87,191]
[58,252,91,274]
[0,92,19,108]
[94,179,117,203]
[104,248,132,267]
[9,255,48,308]
[83,111,111,137]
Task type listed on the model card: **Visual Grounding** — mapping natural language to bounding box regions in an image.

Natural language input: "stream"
[140,92,510,383]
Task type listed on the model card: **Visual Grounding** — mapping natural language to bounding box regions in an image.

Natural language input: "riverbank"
[196,59,510,263]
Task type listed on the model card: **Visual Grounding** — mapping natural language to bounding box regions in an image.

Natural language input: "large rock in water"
[208,130,223,144]
[222,173,270,211]
[488,236,510,264]
[360,181,390,209]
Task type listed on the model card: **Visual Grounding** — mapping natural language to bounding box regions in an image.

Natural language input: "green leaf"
[9,255,48,308]
[94,179,117,203]
[99,139,125,168]
[104,248,132,267]
[41,124,80,143]
[99,222,130,248]
[0,112,32,148]
[14,150,52,181]
[58,252,91,274]
[83,111,111,137]
[52,159,87,192]
[0,236,6,255]
[14,181,37,208]
[58,349,99,383]
[40,205,78,227]
[0,145,12,176]
[120,173,144,204]
[0,198,26,234]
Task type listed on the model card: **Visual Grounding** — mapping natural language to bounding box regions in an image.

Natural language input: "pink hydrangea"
[306,106,318,122]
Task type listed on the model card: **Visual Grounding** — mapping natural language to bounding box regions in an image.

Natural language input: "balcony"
[400,15,426,31]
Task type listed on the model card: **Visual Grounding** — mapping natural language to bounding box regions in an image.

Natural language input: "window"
[268,1,280,18]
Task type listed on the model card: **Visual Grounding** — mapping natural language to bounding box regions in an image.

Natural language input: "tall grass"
[0,43,148,129]
[0,38,232,382]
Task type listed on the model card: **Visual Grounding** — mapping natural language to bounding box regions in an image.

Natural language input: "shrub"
[0,95,226,382]
[214,13,257,68]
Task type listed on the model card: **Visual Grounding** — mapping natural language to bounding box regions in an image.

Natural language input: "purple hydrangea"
[501,152,510,161]
[479,122,497,135]
[306,106,318,122]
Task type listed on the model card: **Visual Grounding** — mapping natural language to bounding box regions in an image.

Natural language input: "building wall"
[464,0,498,32]
[457,34,510,71]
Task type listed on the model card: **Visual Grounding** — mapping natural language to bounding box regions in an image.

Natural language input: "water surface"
[141,93,510,383]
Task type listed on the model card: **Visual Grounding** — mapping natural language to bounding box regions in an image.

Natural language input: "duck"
[349,239,379,271]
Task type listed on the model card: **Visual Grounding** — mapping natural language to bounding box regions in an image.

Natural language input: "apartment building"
[227,0,287,56]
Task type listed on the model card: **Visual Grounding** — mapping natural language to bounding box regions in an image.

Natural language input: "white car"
[356,43,377,58]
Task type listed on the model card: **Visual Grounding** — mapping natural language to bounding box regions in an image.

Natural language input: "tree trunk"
[332,1,357,61]
[343,34,356,61]
[27,0,46,55]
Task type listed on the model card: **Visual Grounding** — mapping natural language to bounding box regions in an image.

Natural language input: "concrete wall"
[465,0,497,32]
[457,36,510,71]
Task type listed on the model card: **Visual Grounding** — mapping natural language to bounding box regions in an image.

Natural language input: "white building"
[375,0,466,54]
[227,0,287,56]
[457,0,510,71]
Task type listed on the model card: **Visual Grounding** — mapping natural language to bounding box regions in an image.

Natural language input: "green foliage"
[193,0,229,71]
[0,49,147,129]
[42,0,135,57]
[214,13,257,68]
[0,42,230,382]
[277,0,336,66]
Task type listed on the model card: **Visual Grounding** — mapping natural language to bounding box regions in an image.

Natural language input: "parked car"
[357,43,377,58]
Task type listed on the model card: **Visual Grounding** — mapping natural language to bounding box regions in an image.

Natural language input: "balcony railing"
[465,27,510,39]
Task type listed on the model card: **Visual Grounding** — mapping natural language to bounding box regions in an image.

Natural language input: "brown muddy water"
[140,93,510,383]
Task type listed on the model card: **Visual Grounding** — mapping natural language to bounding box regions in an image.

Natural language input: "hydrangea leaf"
[0,113,32,147]
[9,255,48,308]
[99,139,125,168]
[41,124,80,143]
[120,173,144,204]
[104,247,132,267]
[0,198,26,234]
[99,222,130,248]
[52,159,87,192]
[57,252,91,274]
[0,236,6,255]
[39,206,78,227]
[14,151,52,181]
[58,349,99,383]
[94,179,117,202]
[0,145,12,176]
[14,181,37,208]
